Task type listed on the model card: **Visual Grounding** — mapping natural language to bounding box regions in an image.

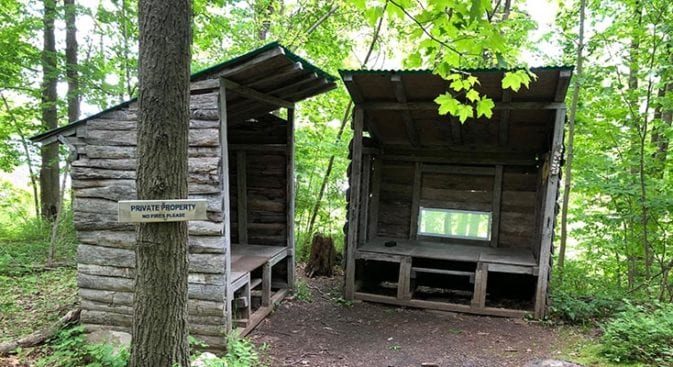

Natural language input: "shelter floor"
[249,269,570,367]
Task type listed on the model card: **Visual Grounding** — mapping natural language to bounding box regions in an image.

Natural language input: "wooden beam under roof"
[554,70,572,102]
[391,74,421,147]
[220,77,294,109]
[359,101,566,111]
[342,74,365,104]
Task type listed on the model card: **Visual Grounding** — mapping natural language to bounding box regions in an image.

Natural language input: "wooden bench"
[230,244,288,332]
[355,238,538,316]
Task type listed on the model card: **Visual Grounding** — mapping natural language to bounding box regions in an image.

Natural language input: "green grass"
[556,327,649,367]
[0,182,78,343]
[0,266,78,342]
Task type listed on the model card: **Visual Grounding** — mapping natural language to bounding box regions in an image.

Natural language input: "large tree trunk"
[64,0,79,123]
[558,0,586,273]
[39,0,59,220]
[131,0,192,366]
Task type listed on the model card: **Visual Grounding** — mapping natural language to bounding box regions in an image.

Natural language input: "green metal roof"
[32,42,335,143]
[338,65,574,76]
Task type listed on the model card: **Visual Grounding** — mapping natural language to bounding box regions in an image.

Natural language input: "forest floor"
[250,270,585,367]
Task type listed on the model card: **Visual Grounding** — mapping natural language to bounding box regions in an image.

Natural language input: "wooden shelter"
[31,43,336,348]
[341,67,572,318]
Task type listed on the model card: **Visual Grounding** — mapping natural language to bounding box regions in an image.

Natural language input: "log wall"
[228,117,288,247]
[370,150,541,254]
[70,91,229,348]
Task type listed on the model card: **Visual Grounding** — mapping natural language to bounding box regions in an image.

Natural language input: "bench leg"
[471,262,488,309]
[397,257,412,300]
[262,262,271,307]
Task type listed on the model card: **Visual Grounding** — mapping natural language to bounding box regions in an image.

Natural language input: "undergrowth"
[600,302,673,365]
[34,326,128,367]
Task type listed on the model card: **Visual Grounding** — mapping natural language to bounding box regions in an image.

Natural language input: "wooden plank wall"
[227,117,288,247]
[70,91,229,348]
[372,152,540,252]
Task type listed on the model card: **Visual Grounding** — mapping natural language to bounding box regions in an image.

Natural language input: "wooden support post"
[262,262,271,307]
[471,262,488,309]
[368,158,382,241]
[409,162,422,240]
[397,256,412,300]
[345,107,364,300]
[359,155,371,243]
[286,108,296,289]
[236,151,248,244]
[490,165,503,247]
[219,79,233,332]
[534,108,566,318]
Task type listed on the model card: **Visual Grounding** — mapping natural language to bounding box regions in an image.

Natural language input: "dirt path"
[250,274,566,367]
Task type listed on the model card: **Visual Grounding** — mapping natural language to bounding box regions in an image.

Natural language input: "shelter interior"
[341,68,571,318]
[31,43,336,348]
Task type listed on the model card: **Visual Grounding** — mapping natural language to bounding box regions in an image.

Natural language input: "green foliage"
[293,279,313,303]
[0,267,77,342]
[549,290,624,325]
[192,333,266,367]
[600,302,673,365]
[35,326,129,367]
[0,181,76,274]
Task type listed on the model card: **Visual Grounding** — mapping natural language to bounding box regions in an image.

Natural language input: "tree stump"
[305,233,336,278]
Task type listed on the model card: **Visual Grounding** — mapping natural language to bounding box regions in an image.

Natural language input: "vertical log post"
[345,107,364,299]
[219,80,233,332]
[534,108,566,318]
[286,108,296,288]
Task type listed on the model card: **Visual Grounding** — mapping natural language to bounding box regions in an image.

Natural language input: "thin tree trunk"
[303,6,386,245]
[47,160,71,267]
[40,0,59,221]
[558,0,586,273]
[64,0,79,123]
[131,0,191,365]
[0,93,40,217]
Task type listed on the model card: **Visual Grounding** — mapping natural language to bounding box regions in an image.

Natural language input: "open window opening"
[418,207,492,241]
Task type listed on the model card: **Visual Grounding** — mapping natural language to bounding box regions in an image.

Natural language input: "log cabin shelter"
[341,67,572,318]
[30,42,336,349]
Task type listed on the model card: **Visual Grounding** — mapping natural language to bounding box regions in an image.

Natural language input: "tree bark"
[40,0,59,220]
[558,0,586,273]
[131,0,192,366]
[64,0,79,123]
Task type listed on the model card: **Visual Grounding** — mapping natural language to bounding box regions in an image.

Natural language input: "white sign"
[118,199,208,223]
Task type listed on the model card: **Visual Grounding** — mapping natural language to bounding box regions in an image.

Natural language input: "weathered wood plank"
[535,108,566,318]
[345,107,364,300]
[368,158,382,240]
[409,162,421,240]
[491,165,503,248]
[236,151,248,244]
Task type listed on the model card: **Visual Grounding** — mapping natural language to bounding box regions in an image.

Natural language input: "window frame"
[417,207,493,241]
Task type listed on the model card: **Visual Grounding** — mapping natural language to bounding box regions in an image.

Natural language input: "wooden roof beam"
[390,75,421,147]
[190,47,287,92]
[342,74,365,104]
[554,70,572,102]
[359,101,566,111]
[220,77,294,109]
[246,62,304,88]
[391,74,421,147]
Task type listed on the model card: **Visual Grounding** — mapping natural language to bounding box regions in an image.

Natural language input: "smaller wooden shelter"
[31,43,336,348]
[341,67,572,318]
